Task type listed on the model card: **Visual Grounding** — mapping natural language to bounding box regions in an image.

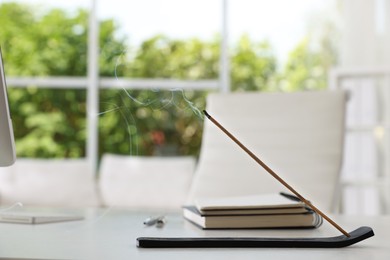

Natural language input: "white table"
[0,207,388,259]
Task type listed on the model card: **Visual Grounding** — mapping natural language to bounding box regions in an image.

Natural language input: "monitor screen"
[0,48,16,166]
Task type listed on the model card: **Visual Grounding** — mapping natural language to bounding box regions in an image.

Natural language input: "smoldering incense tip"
[203,110,211,119]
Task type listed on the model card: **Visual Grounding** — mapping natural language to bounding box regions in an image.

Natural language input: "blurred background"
[1,0,389,214]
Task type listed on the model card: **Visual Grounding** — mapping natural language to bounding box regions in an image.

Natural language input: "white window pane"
[230,0,337,64]
[98,0,221,45]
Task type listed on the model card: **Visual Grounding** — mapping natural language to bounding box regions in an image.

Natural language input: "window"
[3,0,353,194]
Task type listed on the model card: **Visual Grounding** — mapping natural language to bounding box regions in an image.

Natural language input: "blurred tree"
[230,35,277,92]
[121,35,219,79]
[0,3,126,157]
[277,34,337,92]
[99,88,206,156]
[0,3,336,159]
[99,35,217,156]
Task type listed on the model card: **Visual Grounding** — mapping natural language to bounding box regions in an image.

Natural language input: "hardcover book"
[184,193,323,229]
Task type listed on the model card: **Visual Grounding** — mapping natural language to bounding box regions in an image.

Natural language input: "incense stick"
[203,110,350,237]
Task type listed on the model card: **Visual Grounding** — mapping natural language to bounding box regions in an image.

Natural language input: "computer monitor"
[0,48,16,166]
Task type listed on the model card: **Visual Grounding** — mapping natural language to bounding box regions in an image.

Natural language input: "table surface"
[0,207,388,260]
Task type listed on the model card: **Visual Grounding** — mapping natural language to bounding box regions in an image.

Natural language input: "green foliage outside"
[0,3,337,159]
[230,35,277,92]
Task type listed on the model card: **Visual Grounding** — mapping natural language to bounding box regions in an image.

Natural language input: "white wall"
[341,0,390,67]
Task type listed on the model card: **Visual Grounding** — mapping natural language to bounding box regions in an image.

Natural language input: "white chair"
[187,90,347,212]
[0,158,100,207]
[98,154,196,211]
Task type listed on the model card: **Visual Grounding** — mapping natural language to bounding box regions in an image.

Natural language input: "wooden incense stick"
[203,110,350,237]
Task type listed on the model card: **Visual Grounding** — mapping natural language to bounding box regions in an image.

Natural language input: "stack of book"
[183,193,323,229]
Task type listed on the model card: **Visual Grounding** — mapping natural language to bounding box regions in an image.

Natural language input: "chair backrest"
[0,159,100,207]
[187,90,347,212]
[98,154,196,211]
